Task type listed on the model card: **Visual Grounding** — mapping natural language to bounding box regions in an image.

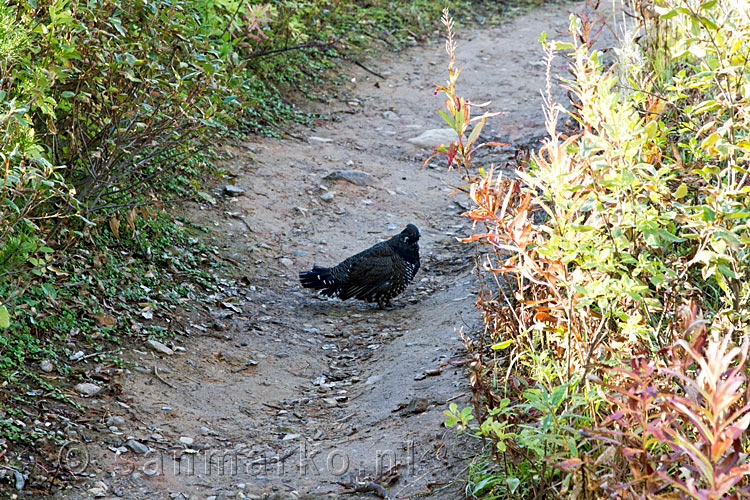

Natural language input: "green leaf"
[660,7,692,19]
[491,339,513,350]
[718,264,738,279]
[700,132,721,150]
[723,211,750,220]
[473,475,502,495]
[438,109,456,130]
[642,120,658,139]
[506,477,521,493]
[0,306,9,329]
[675,183,688,199]
[465,118,485,149]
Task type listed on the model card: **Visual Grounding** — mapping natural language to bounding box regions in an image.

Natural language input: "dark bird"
[299,224,421,308]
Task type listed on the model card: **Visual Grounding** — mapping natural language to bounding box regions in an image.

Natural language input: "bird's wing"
[336,244,396,300]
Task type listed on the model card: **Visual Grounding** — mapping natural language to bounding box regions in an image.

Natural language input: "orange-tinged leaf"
[516,224,534,250]
[622,447,644,458]
[534,311,556,323]
[556,458,582,471]
[447,141,457,167]
[458,232,495,243]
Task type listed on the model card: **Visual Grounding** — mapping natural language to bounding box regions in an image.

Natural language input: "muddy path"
[63,3,576,499]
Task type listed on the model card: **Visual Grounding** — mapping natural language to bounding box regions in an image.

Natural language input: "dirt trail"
[64,3,576,499]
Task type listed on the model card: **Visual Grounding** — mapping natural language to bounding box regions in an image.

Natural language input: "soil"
[57,3,578,499]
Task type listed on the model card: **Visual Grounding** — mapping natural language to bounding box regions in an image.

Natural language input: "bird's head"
[401,224,421,244]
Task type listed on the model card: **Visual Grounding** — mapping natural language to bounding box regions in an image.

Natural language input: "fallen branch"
[246,41,333,59]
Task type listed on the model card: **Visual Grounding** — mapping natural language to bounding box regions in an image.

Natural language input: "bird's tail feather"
[299,266,339,295]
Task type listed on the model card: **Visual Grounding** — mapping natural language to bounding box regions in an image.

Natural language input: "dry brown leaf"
[94,313,116,327]
[125,207,137,232]
[109,216,121,240]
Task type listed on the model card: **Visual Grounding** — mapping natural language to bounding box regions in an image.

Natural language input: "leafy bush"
[432,1,750,497]
[20,0,240,215]
[0,2,74,302]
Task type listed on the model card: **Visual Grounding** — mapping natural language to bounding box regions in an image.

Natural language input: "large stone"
[407,128,458,148]
[323,170,377,187]
[402,397,430,415]
[75,383,103,397]
[126,439,150,454]
[224,185,245,197]
[145,339,173,356]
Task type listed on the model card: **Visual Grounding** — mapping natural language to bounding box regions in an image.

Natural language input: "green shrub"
[432,1,750,497]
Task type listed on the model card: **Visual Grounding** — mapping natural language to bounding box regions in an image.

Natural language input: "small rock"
[224,185,245,197]
[13,470,24,491]
[402,397,430,416]
[145,339,173,356]
[323,170,377,187]
[407,128,458,148]
[365,375,382,385]
[425,368,441,376]
[69,350,85,361]
[75,383,103,397]
[88,481,109,497]
[179,436,194,446]
[279,258,294,267]
[282,433,300,441]
[320,192,334,202]
[382,110,399,121]
[107,416,126,427]
[211,319,229,331]
[88,487,106,497]
[40,360,54,372]
[309,136,333,143]
[126,439,150,455]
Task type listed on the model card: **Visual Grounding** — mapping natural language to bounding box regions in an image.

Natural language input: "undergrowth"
[431,2,750,498]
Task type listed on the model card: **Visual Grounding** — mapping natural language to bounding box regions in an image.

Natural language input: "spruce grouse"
[299,224,421,308]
